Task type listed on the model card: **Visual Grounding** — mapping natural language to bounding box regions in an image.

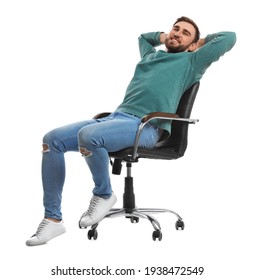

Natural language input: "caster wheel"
[175,220,185,230]
[152,230,162,241]
[88,229,98,240]
[130,217,139,223]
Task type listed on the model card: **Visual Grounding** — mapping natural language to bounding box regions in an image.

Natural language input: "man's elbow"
[226,31,237,49]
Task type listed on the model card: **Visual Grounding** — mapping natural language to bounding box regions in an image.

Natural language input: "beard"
[165,38,189,53]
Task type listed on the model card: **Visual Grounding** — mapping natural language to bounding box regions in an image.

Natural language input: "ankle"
[45,217,61,223]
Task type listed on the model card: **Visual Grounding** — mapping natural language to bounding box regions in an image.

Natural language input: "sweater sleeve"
[192,31,236,78]
[138,32,162,59]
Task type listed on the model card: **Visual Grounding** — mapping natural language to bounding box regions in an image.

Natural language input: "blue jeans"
[42,112,161,220]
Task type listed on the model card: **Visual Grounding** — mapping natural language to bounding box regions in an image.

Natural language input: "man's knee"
[42,143,50,153]
[78,127,101,157]
[78,127,94,146]
[79,147,93,157]
[42,131,65,153]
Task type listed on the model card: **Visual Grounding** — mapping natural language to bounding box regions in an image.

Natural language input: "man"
[26,16,236,246]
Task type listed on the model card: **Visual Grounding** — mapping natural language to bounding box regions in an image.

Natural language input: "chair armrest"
[141,112,199,124]
[93,112,111,119]
[132,112,199,159]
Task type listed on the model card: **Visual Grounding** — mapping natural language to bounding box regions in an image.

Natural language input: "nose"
[174,31,180,37]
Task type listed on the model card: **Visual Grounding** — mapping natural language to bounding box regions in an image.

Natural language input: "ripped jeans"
[42,111,161,220]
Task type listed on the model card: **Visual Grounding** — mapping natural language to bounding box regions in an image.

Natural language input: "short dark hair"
[174,16,200,42]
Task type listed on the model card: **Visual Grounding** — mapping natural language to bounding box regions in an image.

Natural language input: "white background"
[1,0,254,279]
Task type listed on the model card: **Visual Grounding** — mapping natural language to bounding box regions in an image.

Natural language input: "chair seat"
[109,145,182,161]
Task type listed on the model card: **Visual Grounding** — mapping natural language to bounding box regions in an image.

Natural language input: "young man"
[26,16,236,246]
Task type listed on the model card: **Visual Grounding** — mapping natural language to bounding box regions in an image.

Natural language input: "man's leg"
[26,119,97,246]
[42,119,97,220]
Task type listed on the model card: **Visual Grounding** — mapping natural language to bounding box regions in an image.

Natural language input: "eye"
[183,30,191,36]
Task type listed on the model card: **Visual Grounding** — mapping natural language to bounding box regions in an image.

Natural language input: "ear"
[188,42,199,52]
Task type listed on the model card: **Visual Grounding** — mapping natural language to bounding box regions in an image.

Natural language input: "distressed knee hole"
[42,143,50,153]
[79,147,93,157]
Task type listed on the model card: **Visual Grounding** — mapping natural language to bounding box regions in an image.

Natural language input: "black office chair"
[83,82,200,241]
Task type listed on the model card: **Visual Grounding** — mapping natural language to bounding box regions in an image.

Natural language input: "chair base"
[82,162,185,241]
[85,207,184,241]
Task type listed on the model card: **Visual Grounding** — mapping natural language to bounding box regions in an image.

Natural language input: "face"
[165,21,197,53]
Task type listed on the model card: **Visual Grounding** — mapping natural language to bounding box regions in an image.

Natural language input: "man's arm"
[191,32,236,80]
[195,32,236,62]
[138,32,162,58]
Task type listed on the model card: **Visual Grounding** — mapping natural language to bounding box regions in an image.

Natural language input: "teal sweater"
[116,31,236,132]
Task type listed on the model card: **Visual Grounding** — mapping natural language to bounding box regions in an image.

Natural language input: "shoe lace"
[34,219,50,237]
[84,196,101,217]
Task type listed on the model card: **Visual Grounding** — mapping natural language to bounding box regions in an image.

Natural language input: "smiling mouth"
[170,38,180,44]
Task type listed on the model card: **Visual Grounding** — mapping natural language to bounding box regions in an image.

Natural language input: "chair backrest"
[157,82,200,157]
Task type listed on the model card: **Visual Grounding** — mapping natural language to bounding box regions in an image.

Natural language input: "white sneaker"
[79,193,117,228]
[26,219,66,246]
